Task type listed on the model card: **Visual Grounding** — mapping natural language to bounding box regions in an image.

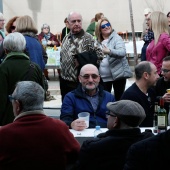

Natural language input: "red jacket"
[0,112,80,170]
[146,33,170,74]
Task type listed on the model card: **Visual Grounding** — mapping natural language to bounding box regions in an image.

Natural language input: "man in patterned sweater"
[60,11,103,102]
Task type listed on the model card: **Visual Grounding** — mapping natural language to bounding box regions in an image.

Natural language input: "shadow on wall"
[27,0,42,24]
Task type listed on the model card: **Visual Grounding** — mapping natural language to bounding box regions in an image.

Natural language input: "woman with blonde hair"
[95,17,132,101]
[146,11,170,75]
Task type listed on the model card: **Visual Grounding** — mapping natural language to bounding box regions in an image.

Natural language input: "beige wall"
[2,0,170,35]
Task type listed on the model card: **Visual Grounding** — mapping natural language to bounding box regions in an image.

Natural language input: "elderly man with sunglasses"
[76,100,154,170]
[60,64,115,131]
[155,56,170,113]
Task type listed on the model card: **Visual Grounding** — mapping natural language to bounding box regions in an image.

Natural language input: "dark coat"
[0,112,80,170]
[124,129,170,170]
[0,52,44,125]
[77,128,154,170]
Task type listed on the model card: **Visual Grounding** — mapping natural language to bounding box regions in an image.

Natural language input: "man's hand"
[163,93,170,103]
[71,119,87,131]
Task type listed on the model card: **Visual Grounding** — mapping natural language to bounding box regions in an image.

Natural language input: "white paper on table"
[70,128,108,137]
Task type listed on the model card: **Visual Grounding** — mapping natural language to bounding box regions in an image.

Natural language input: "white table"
[45,49,61,77]
[125,41,144,63]
[70,127,155,145]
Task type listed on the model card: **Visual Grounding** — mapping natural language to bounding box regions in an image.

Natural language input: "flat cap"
[107,100,146,127]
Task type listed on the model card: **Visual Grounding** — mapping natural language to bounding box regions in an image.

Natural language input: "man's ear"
[143,72,149,80]
[112,117,119,128]
[15,100,22,114]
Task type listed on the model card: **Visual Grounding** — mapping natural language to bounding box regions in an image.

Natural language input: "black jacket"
[77,128,154,170]
[124,129,170,170]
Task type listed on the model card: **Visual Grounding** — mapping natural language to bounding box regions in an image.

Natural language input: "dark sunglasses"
[10,26,16,30]
[80,74,99,79]
[101,22,111,29]
[8,95,16,102]
[106,111,117,118]
[161,68,170,73]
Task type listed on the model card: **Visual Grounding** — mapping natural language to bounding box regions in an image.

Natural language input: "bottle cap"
[95,126,100,130]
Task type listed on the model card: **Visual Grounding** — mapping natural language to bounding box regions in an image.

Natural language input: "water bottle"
[94,126,102,138]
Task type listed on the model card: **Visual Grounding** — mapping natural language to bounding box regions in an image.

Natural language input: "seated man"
[121,61,159,127]
[60,64,115,131]
[0,81,80,170]
[155,56,170,113]
[77,100,154,170]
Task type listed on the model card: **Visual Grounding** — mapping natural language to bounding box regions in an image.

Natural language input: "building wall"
[2,0,170,35]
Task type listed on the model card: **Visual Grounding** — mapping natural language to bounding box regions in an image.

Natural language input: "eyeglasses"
[106,111,117,118]
[43,27,49,29]
[80,74,99,79]
[10,26,16,30]
[0,19,5,22]
[161,68,170,73]
[8,95,16,102]
[101,22,111,29]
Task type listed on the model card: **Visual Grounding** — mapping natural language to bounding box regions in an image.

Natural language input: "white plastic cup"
[78,112,90,128]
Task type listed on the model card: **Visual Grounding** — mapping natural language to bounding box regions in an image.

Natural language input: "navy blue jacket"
[60,84,115,128]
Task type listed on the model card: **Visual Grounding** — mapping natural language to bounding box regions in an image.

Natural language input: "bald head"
[80,64,99,75]
[67,12,82,22]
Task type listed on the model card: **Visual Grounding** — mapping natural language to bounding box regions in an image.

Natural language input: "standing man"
[60,11,103,101]
[155,56,170,113]
[121,61,159,127]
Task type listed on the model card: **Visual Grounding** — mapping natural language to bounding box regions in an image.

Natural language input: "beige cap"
[107,100,146,127]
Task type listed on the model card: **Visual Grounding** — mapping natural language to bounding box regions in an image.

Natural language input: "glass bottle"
[157,97,167,132]
[94,126,102,138]
[153,102,158,133]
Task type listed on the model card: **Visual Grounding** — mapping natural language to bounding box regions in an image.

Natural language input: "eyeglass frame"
[100,22,111,29]
[106,111,117,118]
[8,95,16,102]
[80,74,100,79]
[0,19,5,22]
[161,68,170,73]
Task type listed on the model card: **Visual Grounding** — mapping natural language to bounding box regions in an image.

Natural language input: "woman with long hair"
[146,11,170,75]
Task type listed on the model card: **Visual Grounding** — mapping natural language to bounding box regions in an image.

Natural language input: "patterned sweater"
[60,29,103,82]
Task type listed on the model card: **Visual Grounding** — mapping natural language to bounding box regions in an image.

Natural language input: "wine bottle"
[153,102,158,133]
[157,97,167,132]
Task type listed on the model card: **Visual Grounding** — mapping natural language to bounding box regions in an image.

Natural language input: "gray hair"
[41,23,50,31]
[3,32,26,52]
[13,81,44,112]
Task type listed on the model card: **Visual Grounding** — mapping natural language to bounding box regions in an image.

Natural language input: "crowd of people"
[0,8,170,169]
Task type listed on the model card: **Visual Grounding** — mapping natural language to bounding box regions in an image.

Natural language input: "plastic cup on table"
[78,112,90,128]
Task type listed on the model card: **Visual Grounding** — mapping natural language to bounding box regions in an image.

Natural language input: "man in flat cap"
[76,100,154,170]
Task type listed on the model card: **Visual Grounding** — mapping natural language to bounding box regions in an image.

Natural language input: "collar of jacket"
[68,29,85,39]
[3,52,29,62]
[98,128,141,138]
